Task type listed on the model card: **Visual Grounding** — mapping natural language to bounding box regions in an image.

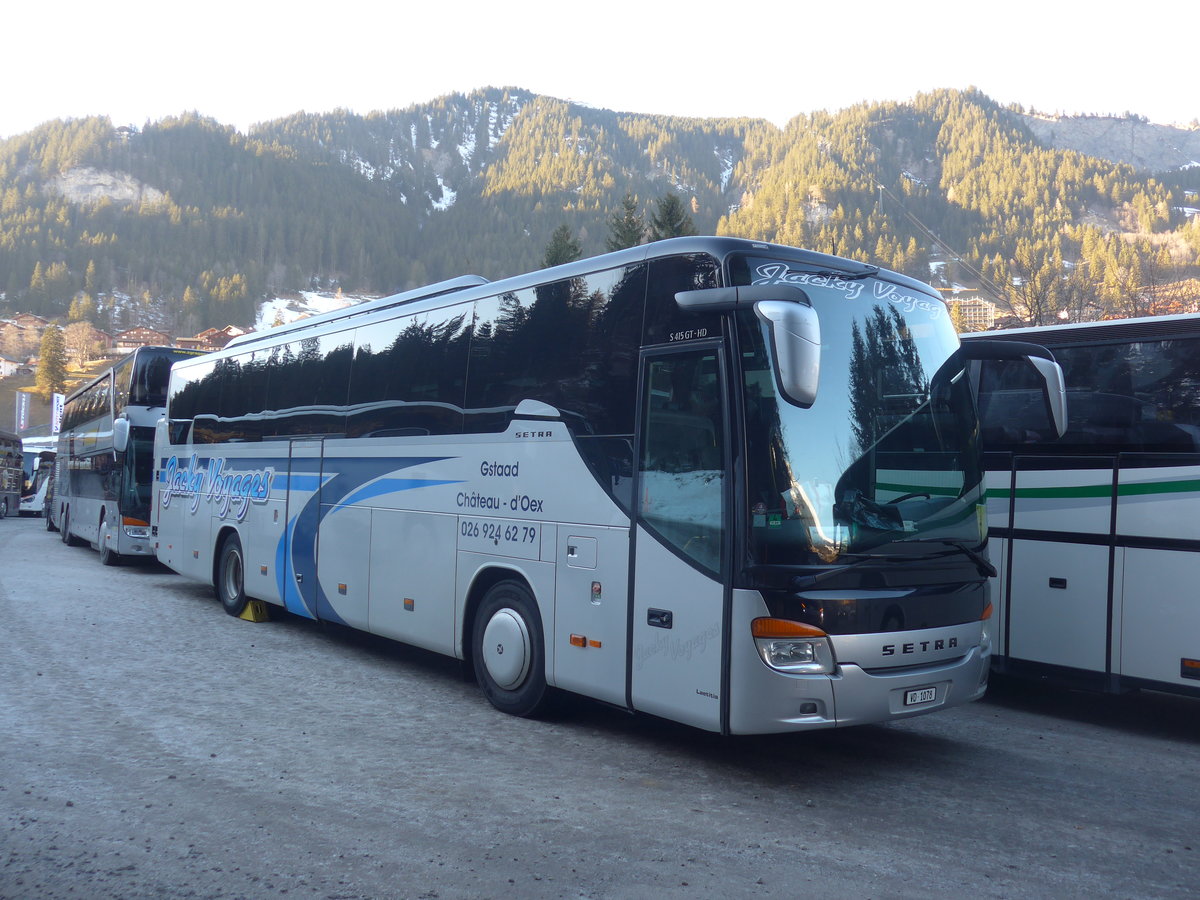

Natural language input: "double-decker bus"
[20,448,56,518]
[154,237,1061,733]
[52,345,204,563]
[966,313,1200,697]
[0,430,23,518]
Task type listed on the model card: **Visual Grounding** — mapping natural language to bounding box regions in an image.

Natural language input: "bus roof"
[62,345,199,403]
[218,236,932,355]
[965,312,1200,347]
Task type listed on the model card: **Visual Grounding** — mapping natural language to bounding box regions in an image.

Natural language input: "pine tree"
[35,325,68,401]
[606,192,645,251]
[541,224,582,268]
[648,191,697,241]
[68,293,96,322]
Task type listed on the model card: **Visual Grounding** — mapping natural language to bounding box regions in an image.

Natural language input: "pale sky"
[4,0,1195,140]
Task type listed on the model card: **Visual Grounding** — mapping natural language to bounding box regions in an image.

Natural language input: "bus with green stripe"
[965,313,1200,696]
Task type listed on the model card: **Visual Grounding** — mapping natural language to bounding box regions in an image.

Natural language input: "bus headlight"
[752,618,836,675]
[122,516,151,539]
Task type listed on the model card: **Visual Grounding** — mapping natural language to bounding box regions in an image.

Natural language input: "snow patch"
[431,176,457,211]
[343,151,377,180]
[255,291,369,332]
[715,146,734,192]
[459,126,476,166]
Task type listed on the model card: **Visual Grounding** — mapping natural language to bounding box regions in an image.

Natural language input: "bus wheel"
[216,533,248,617]
[98,514,122,567]
[471,580,550,718]
[62,509,84,547]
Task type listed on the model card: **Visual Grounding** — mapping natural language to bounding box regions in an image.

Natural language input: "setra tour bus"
[53,345,205,563]
[0,429,23,518]
[20,447,56,518]
[965,313,1200,697]
[153,237,1063,733]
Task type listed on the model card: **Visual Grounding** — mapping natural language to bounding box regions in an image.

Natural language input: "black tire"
[62,508,84,547]
[98,513,122,567]
[471,580,550,717]
[215,533,248,617]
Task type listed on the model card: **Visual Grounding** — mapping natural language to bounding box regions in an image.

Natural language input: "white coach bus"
[966,313,1200,697]
[19,448,56,518]
[153,237,1062,733]
[53,346,205,563]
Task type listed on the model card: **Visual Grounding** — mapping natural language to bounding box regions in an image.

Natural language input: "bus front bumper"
[728,641,990,734]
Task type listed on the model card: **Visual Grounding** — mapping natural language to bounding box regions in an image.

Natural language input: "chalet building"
[0,355,23,377]
[0,321,33,349]
[184,325,248,352]
[10,313,50,330]
[112,327,173,352]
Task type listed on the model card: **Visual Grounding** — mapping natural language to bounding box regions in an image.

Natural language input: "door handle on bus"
[647,608,673,629]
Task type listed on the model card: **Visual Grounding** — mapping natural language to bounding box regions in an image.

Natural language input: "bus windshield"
[121,426,156,523]
[734,256,983,566]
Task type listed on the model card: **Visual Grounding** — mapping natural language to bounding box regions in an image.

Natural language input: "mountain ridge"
[1,87,1197,342]
[1016,112,1200,172]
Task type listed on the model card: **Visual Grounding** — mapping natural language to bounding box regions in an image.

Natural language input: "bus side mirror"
[674,285,821,408]
[113,417,130,454]
[754,300,821,408]
[959,339,1067,438]
[1024,355,1068,438]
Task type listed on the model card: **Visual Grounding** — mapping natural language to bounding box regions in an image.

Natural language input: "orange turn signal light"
[980,602,994,621]
[751,617,827,639]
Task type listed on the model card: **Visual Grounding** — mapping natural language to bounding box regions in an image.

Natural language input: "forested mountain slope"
[1,87,1197,335]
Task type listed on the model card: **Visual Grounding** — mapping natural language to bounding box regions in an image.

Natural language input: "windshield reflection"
[736,259,983,567]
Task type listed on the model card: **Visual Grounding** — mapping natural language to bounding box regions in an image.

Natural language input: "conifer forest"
[2,87,1198,338]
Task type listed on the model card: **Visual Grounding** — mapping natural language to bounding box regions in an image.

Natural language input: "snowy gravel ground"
[1,516,1197,899]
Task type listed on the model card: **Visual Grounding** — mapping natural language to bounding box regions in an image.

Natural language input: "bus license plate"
[905,686,937,706]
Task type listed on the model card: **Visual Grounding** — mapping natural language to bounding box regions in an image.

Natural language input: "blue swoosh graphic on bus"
[277,456,455,622]
[335,477,462,509]
[274,473,323,493]
[276,462,334,619]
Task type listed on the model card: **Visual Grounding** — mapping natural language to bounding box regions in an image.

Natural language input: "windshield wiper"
[910,539,997,578]
[765,552,913,591]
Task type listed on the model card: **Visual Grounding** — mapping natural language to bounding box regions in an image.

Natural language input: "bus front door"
[630,346,728,732]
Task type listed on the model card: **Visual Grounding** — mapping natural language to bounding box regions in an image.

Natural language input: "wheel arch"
[211,523,242,588]
[460,564,538,677]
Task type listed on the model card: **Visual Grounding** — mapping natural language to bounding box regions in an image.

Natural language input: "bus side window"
[346,307,470,438]
[642,254,721,347]
[639,350,725,574]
